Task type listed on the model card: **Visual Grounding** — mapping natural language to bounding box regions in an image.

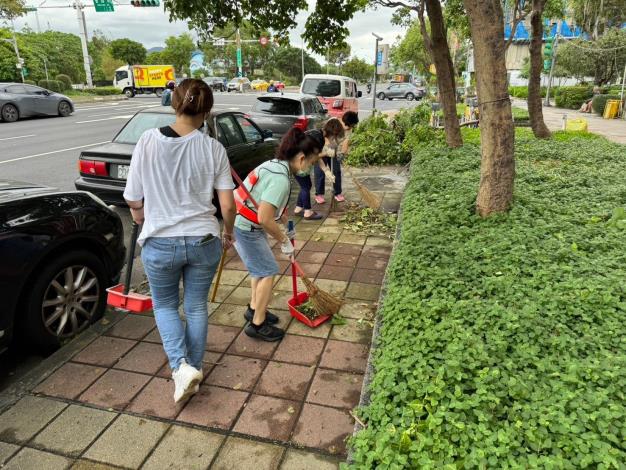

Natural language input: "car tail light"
[332,100,344,109]
[79,159,108,177]
[293,116,309,130]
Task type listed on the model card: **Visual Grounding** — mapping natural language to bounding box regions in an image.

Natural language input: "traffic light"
[543,36,554,72]
[132,0,159,6]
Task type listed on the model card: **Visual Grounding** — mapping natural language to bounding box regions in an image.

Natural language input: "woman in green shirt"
[234,128,324,341]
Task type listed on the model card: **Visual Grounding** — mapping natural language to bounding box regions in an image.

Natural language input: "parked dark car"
[203,76,226,92]
[376,83,424,101]
[0,82,74,123]
[75,107,277,205]
[247,93,329,137]
[0,180,125,354]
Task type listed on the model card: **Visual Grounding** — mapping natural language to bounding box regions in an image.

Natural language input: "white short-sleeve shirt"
[123,128,234,245]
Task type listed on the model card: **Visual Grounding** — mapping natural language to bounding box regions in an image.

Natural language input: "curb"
[70,95,129,104]
[0,309,126,413]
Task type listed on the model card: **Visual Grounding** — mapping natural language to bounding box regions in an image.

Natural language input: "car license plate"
[116,165,130,180]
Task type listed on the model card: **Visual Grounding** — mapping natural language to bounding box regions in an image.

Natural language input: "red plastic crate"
[106,284,153,313]
[288,292,331,328]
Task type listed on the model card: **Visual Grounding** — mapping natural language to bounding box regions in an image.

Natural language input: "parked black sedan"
[0,180,125,354]
[75,108,277,205]
[0,83,74,123]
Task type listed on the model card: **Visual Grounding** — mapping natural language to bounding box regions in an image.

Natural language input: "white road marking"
[85,105,159,118]
[0,141,110,165]
[0,134,36,141]
[75,115,134,124]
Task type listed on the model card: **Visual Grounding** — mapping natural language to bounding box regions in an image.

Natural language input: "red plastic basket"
[106,284,153,313]
[288,292,331,328]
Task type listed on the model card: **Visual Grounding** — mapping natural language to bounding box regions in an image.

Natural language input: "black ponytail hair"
[277,127,324,161]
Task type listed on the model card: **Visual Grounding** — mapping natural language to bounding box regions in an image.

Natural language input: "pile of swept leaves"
[341,205,398,240]
[348,129,626,468]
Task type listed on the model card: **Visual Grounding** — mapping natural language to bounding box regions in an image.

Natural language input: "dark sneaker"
[244,305,279,324]
[244,322,285,342]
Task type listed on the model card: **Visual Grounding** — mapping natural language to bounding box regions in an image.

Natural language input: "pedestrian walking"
[234,128,324,341]
[314,118,346,204]
[124,78,236,404]
[161,80,176,106]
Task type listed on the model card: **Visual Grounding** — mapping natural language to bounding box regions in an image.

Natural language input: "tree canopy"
[109,38,147,65]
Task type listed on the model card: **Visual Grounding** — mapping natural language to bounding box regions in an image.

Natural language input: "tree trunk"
[425,0,463,148]
[528,0,551,138]
[463,0,515,216]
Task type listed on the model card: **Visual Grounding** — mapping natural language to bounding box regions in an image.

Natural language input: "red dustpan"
[286,221,331,328]
[107,222,153,313]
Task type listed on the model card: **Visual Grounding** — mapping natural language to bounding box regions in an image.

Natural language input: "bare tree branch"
[505,0,531,50]
[417,0,433,56]
[372,0,418,11]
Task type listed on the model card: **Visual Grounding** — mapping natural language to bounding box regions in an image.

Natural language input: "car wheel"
[124,88,135,98]
[406,93,415,101]
[1,104,19,122]
[24,250,108,351]
[58,100,72,117]
[155,88,164,97]
[377,92,385,100]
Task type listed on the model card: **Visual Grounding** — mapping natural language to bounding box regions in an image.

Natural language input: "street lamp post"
[372,33,382,112]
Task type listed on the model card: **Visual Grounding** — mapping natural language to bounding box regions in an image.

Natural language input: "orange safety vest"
[234,168,289,225]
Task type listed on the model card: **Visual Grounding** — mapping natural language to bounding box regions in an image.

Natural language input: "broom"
[230,167,343,318]
[338,133,383,211]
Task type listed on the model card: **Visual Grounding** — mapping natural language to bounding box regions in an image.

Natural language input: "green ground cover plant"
[348,129,626,468]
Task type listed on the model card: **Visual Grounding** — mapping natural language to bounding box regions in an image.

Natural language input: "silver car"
[0,83,74,122]
[247,93,329,137]
[377,83,424,101]
[227,77,252,93]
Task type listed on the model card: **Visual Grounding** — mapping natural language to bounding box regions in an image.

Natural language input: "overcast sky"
[9,1,406,63]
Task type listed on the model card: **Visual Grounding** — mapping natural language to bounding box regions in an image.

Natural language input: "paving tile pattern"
[8,179,401,467]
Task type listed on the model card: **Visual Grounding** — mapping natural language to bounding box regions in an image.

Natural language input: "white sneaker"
[172,359,203,403]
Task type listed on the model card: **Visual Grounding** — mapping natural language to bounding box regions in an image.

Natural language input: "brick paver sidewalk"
[0,172,403,470]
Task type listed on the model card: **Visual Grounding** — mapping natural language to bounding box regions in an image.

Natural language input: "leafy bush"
[509,86,529,99]
[37,80,65,93]
[77,87,121,96]
[55,74,72,91]
[349,130,626,468]
[345,113,405,166]
[555,86,593,109]
[23,80,36,85]
[591,94,623,115]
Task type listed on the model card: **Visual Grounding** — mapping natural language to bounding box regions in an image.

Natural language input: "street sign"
[259,36,268,46]
[236,49,242,68]
[213,38,225,46]
[93,0,114,12]
[24,7,37,11]
[377,44,389,74]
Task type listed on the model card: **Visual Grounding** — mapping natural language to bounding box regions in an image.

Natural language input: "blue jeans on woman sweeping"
[314,156,342,196]
[294,173,313,210]
[141,236,222,371]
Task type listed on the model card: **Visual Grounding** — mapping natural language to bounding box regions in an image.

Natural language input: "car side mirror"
[357,91,363,98]
[262,129,273,139]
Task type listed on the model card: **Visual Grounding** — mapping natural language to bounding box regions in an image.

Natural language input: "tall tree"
[570,0,626,40]
[527,0,551,138]
[0,0,25,19]
[109,38,146,65]
[342,57,375,82]
[390,21,431,78]
[161,33,195,75]
[328,44,351,71]
[463,0,515,216]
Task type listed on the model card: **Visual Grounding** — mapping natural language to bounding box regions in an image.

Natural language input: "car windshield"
[113,112,176,144]
[253,98,301,115]
[302,79,341,97]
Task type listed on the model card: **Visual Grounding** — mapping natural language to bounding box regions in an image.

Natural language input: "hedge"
[38,79,64,93]
[23,80,36,85]
[554,86,593,109]
[55,74,72,91]
[349,129,626,468]
[591,94,623,115]
[75,86,120,96]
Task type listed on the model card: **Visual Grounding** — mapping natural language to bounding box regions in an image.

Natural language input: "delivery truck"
[113,65,176,98]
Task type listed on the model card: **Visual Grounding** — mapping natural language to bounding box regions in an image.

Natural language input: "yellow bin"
[566,118,588,132]
[603,99,620,119]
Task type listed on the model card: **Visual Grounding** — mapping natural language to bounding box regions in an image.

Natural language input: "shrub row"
[37,80,65,93]
[76,86,120,96]
[591,94,624,115]
[349,129,626,468]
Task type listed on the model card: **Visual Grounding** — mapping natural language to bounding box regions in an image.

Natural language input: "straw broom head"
[353,177,382,211]
[301,276,343,317]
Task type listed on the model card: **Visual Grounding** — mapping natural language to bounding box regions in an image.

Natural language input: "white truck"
[113,64,176,98]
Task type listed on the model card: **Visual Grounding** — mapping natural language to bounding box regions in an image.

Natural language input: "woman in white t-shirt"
[124,79,236,404]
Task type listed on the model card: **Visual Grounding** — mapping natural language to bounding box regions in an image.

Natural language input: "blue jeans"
[141,236,222,371]
[315,157,342,196]
[294,174,313,210]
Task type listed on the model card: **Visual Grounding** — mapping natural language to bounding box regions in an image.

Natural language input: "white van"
[300,74,362,118]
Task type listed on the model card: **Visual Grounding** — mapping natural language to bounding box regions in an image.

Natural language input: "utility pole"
[301,36,305,82]
[544,21,562,107]
[372,33,382,112]
[236,28,242,77]
[74,0,93,88]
